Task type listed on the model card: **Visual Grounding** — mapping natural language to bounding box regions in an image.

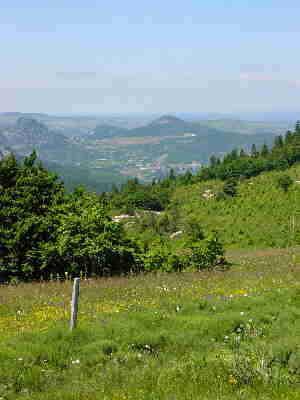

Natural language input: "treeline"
[198,121,300,181]
[0,152,224,281]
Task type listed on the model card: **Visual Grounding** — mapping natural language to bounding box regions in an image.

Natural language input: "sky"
[1,0,300,114]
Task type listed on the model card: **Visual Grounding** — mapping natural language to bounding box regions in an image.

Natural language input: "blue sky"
[1,1,300,113]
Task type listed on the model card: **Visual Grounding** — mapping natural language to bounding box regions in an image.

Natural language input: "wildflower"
[72,359,80,364]
[228,375,237,384]
[240,312,245,316]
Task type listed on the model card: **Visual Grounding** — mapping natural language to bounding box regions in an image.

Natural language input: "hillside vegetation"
[169,165,300,249]
[2,122,300,398]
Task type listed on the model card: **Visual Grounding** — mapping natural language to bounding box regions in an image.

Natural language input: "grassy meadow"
[2,249,300,399]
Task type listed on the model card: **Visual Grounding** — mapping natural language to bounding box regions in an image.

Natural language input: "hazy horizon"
[1,1,300,114]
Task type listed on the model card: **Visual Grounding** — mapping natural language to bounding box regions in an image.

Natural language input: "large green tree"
[0,152,138,280]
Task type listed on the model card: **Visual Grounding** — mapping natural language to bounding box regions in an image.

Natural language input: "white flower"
[240,312,245,316]
[72,359,80,364]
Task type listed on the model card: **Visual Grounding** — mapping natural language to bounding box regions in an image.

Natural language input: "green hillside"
[170,164,300,249]
[197,118,293,136]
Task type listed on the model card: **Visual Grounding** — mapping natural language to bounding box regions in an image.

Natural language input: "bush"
[190,232,224,270]
[277,174,293,192]
[223,178,238,197]
[140,232,224,273]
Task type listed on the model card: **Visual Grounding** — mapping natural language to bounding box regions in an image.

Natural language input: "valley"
[0,112,291,190]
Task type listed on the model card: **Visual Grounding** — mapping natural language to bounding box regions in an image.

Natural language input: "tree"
[209,155,217,167]
[295,121,300,136]
[0,152,139,280]
[261,143,269,157]
[239,149,246,158]
[251,144,259,158]
[273,135,284,149]
[223,178,238,197]
[277,174,293,193]
[169,168,176,181]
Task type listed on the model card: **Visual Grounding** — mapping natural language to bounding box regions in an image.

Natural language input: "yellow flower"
[228,375,237,385]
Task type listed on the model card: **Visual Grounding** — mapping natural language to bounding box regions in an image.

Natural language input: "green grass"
[169,163,300,249]
[2,249,300,399]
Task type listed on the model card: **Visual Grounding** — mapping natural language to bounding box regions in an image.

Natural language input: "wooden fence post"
[70,278,80,331]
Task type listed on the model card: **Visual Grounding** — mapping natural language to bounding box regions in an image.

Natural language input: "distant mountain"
[0,131,14,160]
[89,124,128,139]
[94,114,278,144]
[150,115,187,126]
[0,112,49,118]
[194,119,292,137]
[128,115,196,137]
[0,117,69,152]
[0,117,88,166]
[92,115,193,139]
[230,111,300,123]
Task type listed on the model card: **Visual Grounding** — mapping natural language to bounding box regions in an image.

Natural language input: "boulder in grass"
[170,230,183,239]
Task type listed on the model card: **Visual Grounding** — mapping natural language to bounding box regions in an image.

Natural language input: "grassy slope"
[171,163,300,249]
[3,167,300,398]
[2,249,300,399]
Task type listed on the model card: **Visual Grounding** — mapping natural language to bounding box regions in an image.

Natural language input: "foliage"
[277,174,293,192]
[139,231,224,273]
[109,177,171,212]
[223,178,238,197]
[170,164,300,249]
[0,153,139,280]
[197,121,300,183]
[0,152,225,280]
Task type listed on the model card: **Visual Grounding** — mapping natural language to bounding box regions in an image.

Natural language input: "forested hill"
[92,113,276,142]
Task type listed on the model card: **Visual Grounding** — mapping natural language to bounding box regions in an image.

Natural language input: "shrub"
[277,174,293,192]
[190,232,224,270]
[140,232,224,273]
[223,178,238,197]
